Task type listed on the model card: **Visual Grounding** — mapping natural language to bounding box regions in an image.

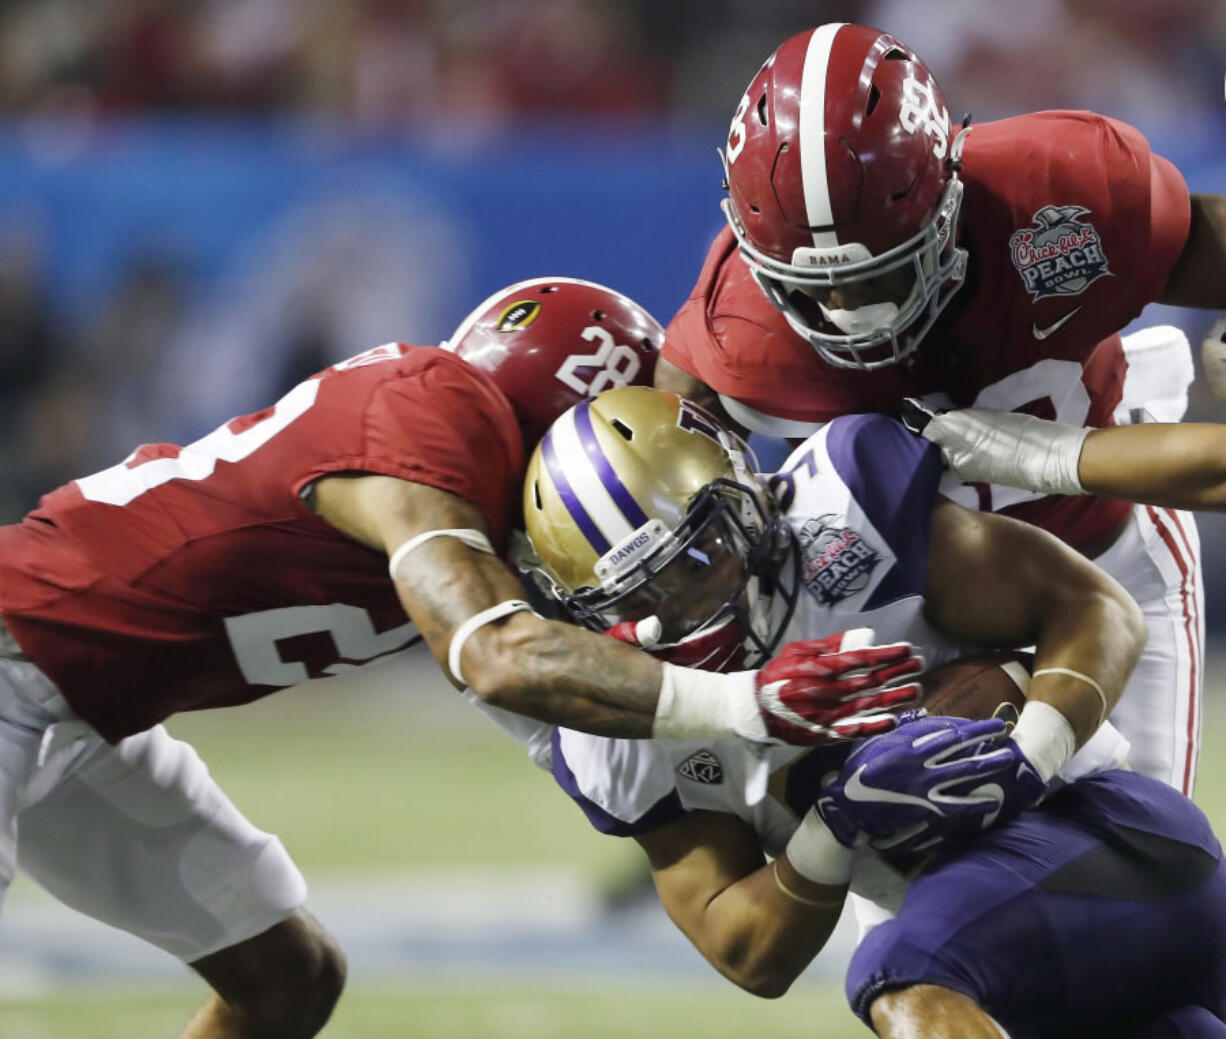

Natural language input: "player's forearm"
[1079,424,1226,511]
[680,859,842,998]
[466,613,664,737]
[921,407,1226,511]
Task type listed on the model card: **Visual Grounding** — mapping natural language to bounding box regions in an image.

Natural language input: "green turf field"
[0,982,858,1039]
[3,654,1226,1038]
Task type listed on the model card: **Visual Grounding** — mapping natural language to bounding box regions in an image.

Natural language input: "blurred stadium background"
[1,1,1226,1035]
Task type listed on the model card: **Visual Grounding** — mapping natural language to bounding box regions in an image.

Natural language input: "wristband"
[784,808,854,887]
[652,664,760,740]
[771,860,843,908]
[447,600,533,686]
[1032,667,1109,727]
[388,528,494,581]
[1011,700,1076,784]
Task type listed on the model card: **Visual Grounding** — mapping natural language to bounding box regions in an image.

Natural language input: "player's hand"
[814,713,1040,853]
[748,629,923,746]
[604,615,746,673]
[902,399,1087,496]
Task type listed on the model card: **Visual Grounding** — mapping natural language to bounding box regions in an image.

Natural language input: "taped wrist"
[1012,700,1076,783]
[784,808,854,887]
[928,410,1088,496]
[652,664,759,740]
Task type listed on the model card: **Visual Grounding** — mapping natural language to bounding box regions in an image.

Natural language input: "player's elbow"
[737,972,795,1000]
[722,960,800,999]
[713,936,804,999]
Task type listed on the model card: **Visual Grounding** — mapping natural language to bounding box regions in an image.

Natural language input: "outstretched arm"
[914,402,1226,513]
[311,473,913,743]
[314,472,661,736]
[635,810,845,998]
[1078,423,1226,510]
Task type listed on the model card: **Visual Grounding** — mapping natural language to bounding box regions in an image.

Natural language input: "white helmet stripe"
[548,408,636,550]
[799,23,845,249]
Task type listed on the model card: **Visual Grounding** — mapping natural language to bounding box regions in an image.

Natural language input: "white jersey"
[767,414,964,670]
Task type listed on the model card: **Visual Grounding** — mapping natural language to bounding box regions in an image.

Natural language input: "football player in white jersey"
[521,387,1226,1039]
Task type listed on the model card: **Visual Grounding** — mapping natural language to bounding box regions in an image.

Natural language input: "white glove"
[905,400,1088,496]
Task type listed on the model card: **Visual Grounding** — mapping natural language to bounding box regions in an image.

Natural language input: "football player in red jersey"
[656,22,1221,796]
[0,276,918,1037]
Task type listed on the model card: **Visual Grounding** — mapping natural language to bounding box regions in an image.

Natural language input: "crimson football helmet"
[722,23,969,370]
[446,277,662,445]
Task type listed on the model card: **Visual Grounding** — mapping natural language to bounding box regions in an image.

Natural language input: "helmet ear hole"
[866,83,881,116]
[532,480,543,511]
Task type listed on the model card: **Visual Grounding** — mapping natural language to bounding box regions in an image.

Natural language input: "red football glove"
[752,630,923,745]
[608,619,922,746]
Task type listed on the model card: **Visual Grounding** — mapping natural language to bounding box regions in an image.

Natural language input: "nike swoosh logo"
[843,765,943,814]
[1032,306,1081,340]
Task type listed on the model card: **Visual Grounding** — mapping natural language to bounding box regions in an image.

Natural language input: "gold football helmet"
[522,387,798,665]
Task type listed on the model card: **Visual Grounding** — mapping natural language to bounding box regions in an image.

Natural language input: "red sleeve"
[1095,116,1190,306]
[1148,152,1193,295]
[298,353,524,546]
[964,112,1193,361]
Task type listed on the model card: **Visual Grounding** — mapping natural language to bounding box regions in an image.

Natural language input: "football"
[918,651,1033,721]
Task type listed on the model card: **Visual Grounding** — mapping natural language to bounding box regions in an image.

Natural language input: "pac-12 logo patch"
[677,749,724,785]
[1008,205,1111,301]
[496,300,541,332]
[798,515,879,605]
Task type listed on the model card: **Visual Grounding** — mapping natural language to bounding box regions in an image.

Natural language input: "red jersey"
[0,345,524,742]
[665,111,1191,548]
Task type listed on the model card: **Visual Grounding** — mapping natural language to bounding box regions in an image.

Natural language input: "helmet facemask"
[725,173,968,371]
[522,390,800,669]
[558,476,795,667]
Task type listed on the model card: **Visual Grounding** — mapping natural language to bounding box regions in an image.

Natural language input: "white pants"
[0,647,307,962]
[1094,503,1203,794]
[1100,325,1205,793]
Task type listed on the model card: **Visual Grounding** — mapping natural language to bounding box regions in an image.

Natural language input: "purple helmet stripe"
[541,427,611,555]
[574,400,650,529]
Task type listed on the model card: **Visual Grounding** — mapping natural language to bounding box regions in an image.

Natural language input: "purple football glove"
[815,713,1046,856]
